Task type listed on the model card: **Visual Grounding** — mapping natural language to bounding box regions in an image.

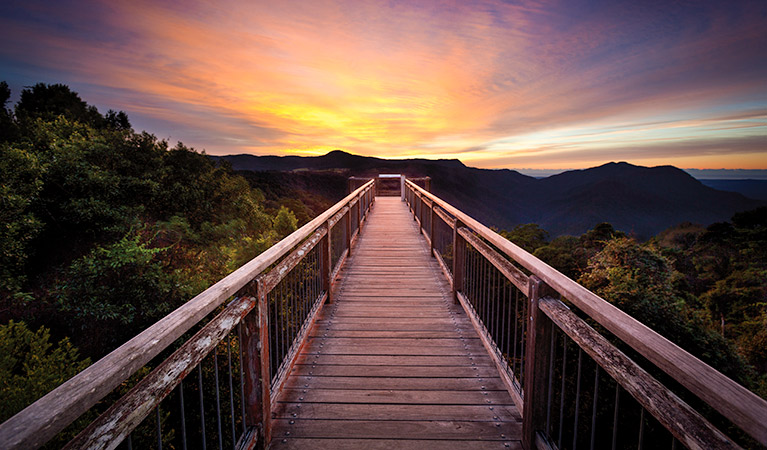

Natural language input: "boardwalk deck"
[270,197,522,449]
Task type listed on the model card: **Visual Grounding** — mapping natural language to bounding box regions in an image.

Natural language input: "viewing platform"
[271,197,521,448]
[1,176,765,450]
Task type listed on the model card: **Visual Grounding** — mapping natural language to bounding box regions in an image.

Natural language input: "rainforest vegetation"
[501,215,767,401]
[1,83,764,440]
[0,82,310,424]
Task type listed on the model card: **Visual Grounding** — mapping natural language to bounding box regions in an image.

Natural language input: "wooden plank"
[301,343,487,356]
[311,324,476,332]
[270,438,522,450]
[295,355,494,366]
[308,330,477,339]
[282,377,507,391]
[278,388,513,405]
[274,403,521,422]
[270,418,520,440]
[406,180,767,445]
[539,297,738,450]
[304,337,479,347]
[328,311,456,318]
[289,364,499,378]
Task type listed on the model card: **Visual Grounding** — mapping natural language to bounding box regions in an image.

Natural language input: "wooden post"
[424,177,431,192]
[358,194,362,228]
[241,282,271,447]
[429,204,436,257]
[321,221,333,303]
[522,275,554,450]
[345,205,352,257]
[452,222,465,304]
[418,197,426,230]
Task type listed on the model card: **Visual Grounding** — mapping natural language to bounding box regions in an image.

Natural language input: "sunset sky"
[1,0,765,170]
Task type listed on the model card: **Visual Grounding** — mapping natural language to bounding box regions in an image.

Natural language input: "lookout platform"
[3,177,765,450]
[270,197,521,449]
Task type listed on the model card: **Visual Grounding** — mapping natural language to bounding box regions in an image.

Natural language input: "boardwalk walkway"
[271,197,522,449]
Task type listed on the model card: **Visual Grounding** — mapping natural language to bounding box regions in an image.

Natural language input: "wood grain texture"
[539,297,738,450]
[270,197,521,449]
[63,296,256,450]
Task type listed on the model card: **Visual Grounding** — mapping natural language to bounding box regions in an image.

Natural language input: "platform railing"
[0,180,375,450]
[404,179,767,450]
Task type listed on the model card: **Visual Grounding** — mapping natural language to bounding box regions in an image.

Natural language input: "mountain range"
[212,151,765,239]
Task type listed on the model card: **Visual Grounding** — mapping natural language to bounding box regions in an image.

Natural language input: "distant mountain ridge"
[212,151,765,238]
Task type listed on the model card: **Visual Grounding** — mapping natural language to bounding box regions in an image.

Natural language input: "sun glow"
[1,0,764,169]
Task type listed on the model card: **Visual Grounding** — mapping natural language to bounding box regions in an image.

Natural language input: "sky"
[1,0,765,170]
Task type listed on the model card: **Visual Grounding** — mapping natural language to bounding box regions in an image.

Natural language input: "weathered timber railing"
[0,180,376,450]
[404,179,767,450]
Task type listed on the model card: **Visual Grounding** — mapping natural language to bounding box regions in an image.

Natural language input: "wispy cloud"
[1,0,765,168]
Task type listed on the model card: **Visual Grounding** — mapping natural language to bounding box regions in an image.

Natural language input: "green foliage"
[530,223,625,279]
[273,206,298,239]
[499,223,548,253]
[57,231,176,324]
[0,320,90,422]
[0,81,285,359]
[579,237,753,383]
[0,144,44,292]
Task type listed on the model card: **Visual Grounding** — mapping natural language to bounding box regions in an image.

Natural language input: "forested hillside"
[216,153,765,238]
[503,214,767,401]
[0,82,309,423]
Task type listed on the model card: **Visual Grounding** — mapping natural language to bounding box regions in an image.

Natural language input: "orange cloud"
[0,0,764,169]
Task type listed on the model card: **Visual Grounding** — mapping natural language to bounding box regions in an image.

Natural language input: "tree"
[580,237,752,383]
[55,231,183,355]
[273,206,298,239]
[0,320,90,421]
[0,144,44,293]
[499,223,548,253]
[533,235,581,278]
[0,81,17,141]
[15,83,102,127]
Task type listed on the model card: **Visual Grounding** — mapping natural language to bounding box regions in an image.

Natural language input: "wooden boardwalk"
[271,197,522,449]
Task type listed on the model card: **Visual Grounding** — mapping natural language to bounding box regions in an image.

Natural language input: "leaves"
[0,320,90,422]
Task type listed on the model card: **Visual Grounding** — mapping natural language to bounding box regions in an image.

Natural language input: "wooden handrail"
[539,297,737,450]
[405,179,767,446]
[0,179,374,450]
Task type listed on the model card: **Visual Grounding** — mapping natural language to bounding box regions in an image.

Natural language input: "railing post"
[345,206,352,256]
[358,194,362,227]
[419,198,425,230]
[522,275,554,450]
[241,281,271,447]
[429,204,436,257]
[452,221,465,304]
[321,221,333,303]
